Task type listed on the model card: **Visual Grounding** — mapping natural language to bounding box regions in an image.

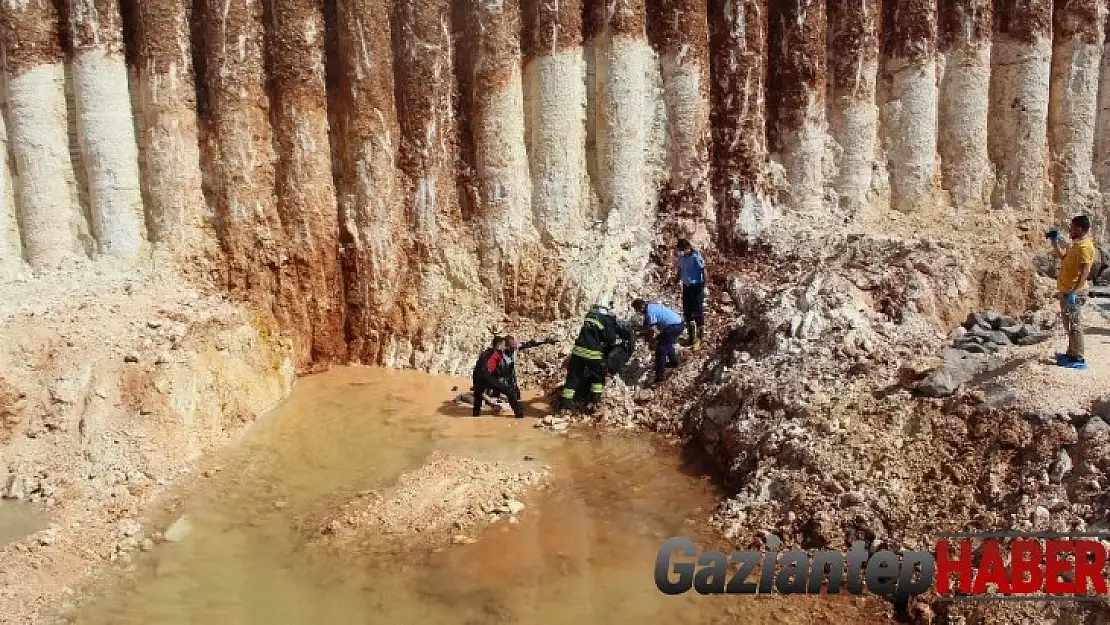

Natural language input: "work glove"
[1065,291,1078,310]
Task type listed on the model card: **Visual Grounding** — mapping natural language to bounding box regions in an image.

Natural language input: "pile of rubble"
[643,226,1110,621]
[539,233,979,441]
[708,390,1110,556]
[951,310,1051,355]
[908,310,1053,399]
[671,234,1042,540]
[307,451,547,557]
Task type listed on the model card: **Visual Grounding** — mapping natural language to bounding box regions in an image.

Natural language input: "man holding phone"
[1048,215,1096,369]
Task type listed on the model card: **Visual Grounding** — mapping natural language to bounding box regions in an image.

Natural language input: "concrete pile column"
[769,1,827,213]
[462,0,536,306]
[938,0,992,211]
[1096,14,1110,239]
[392,0,462,366]
[1048,0,1106,220]
[129,0,210,253]
[394,0,458,246]
[264,0,346,366]
[0,68,18,270]
[589,0,653,230]
[199,0,282,318]
[648,0,712,230]
[989,0,1052,217]
[880,0,938,214]
[522,0,588,248]
[828,0,880,216]
[708,0,770,245]
[0,0,86,269]
[333,0,403,365]
[65,0,145,256]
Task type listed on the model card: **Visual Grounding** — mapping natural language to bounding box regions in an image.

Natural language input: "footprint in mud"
[464,596,516,625]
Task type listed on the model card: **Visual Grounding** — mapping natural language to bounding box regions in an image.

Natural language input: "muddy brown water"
[65,367,891,624]
[0,499,46,548]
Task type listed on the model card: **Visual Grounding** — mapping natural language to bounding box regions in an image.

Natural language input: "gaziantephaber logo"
[655,532,1110,609]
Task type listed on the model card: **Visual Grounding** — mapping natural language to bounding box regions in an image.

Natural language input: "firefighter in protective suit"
[560,302,622,411]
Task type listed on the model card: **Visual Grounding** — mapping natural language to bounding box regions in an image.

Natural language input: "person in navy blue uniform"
[632,298,684,385]
[675,238,706,349]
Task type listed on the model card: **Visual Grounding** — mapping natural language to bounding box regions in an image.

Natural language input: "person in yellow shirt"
[1050,215,1096,369]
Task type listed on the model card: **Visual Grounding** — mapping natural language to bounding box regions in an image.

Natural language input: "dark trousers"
[682,282,705,340]
[472,374,524,417]
[655,323,684,382]
[560,355,606,407]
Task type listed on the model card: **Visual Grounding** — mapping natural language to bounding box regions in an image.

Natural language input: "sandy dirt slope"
[0,256,294,625]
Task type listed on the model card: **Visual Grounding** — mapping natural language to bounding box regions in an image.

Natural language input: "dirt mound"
[306,451,546,557]
[572,219,1110,622]
[0,258,294,625]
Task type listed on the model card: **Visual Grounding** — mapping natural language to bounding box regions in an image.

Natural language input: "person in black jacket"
[490,335,557,401]
[472,337,525,418]
[605,319,637,376]
[559,303,621,410]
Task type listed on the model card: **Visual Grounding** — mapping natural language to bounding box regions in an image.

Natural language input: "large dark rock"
[957,342,999,355]
[989,315,1016,331]
[916,350,991,398]
[1081,417,1109,441]
[968,328,1010,346]
[964,312,989,330]
[979,382,1019,408]
[1013,328,1052,346]
[1089,396,1110,423]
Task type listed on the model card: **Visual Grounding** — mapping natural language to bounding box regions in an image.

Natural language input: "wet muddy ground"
[0,500,46,549]
[60,367,893,624]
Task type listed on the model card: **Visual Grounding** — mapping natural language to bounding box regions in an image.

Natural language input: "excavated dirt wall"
[521,0,589,271]
[64,0,145,257]
[462,0,540,308]
[521,0,588,251]
[646,0,712,237]
[126,0,211,258]
[1099,12,1110,241]
[12,4,1110,622]
[0,90,17,269]
[263,0,346,366]
[196,0,286,361]
[1,0,86,270]
[8,0,1110,372]
[329,0,406,366]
